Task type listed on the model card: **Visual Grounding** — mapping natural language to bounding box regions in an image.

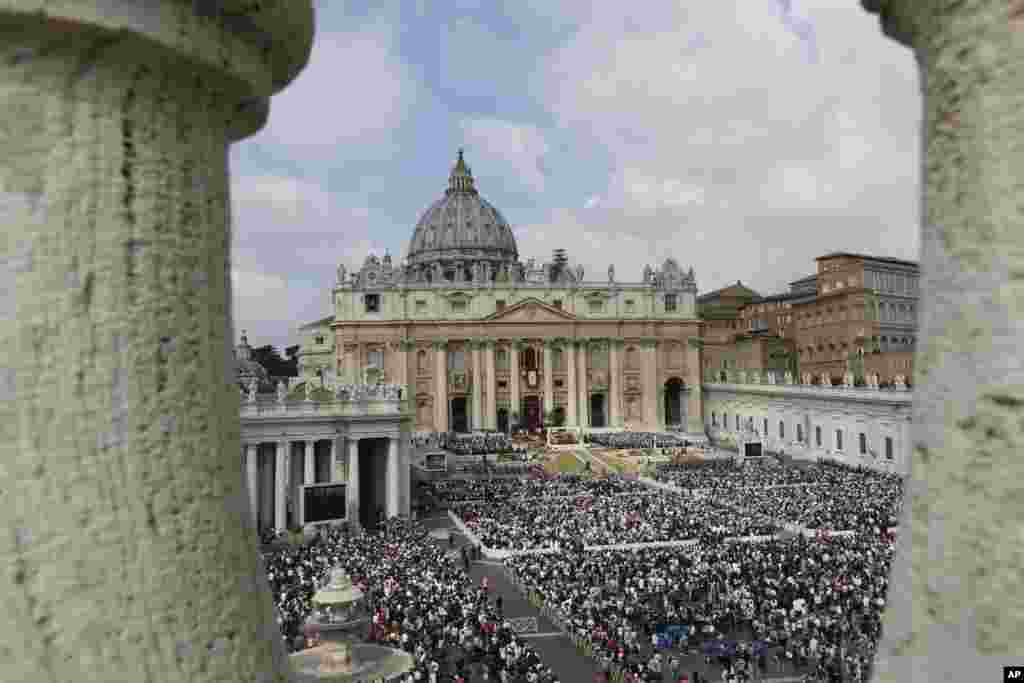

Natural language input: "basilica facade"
[298,151,706,439]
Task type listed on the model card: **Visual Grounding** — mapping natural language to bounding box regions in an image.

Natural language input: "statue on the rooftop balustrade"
[277,380,287,403]
[336,263,346,285]
[608,264,615,283]
[246,377,257,403]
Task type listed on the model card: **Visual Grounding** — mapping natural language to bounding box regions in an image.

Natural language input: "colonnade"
[241,435,404,533]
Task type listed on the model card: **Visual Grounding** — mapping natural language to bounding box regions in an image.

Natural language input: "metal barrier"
[507,616,538,634]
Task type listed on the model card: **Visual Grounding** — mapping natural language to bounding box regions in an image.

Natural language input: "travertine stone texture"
[861,1,1024,681]
[0,3,313,682]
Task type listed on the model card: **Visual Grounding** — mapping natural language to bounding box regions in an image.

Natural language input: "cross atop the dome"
[448,148,476,194]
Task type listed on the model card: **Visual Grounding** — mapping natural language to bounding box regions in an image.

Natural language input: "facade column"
[433,342,448,432]
[274,440,288,533]
[485,341,497,430]
[327,438,336,483]
[542,344,554,419]
[510,342,521,429]
[387,437,400,518]
[609,343,622,427]
[246,444,259,531]
[471,343,483,431]
[686,339,705,434]
[643,341,658,431]
[566,341,578,426]
[347,439,360,524]
[578,342,589,428]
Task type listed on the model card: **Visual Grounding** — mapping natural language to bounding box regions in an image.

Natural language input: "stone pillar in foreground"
[433,341,448,431]
[347,439,360,525]
[0,4,314,683]
[387,437,400,518]
[566,340,578,426]
[609,341,622,427]
[860,1,1024,680]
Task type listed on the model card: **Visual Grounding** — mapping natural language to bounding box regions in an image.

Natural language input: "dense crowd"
[455,493,779,550]
[261,520,561,682]
[427,474,648,504]
[588,432,690,449]
[653,460,903,532]
[506,533,894,682]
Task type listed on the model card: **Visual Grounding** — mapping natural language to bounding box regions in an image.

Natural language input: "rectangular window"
[314,335,325,345]
[797,424,803,442]
[498,381,507,389]
[625,299,635,313]
[554,379,564,388]
[368,349,383,369]
[364,294,380,313]
[496,300,506,313]
[712,412,717,426]
[763,418,768,435]
[736,415,740,430]
[779,421,785,439]
[816,426,822,447]
[724,413,728,428]
[451,300,467,313]
[665,294,677,312]
[836,429,843,451]
[589,300,603,313]
[885,436,894,460]
[859,433,867,454]
[416,299,427,313]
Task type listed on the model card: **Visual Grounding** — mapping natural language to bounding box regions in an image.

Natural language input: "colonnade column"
[387,437,400,518]
[542,344,553,419]
[510,342,521,429]
[433,342,448,432]
[246,444,259,530]
[485,341,497,430]
[347,438,360,524]
[275,440,288,533]
[304,441,315,485]
[577,341,589,428]
[686,339,704,434]
[471,343,483,431]
[566,341,578,426]
[609,343,621,427]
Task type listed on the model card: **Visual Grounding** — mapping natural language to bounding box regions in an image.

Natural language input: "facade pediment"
[483,297,577,323]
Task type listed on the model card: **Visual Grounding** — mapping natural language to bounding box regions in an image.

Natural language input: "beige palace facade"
[297,152,707,439]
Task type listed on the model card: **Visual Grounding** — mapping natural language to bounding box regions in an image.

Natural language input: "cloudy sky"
[229,0,921,352]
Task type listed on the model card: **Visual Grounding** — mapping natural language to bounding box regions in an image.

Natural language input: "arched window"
[625,346,639,370]
[417,350,428,373]
[496,349,508,370]
[779,421,785,439]
[523,347,537,370]
[797,424,803,442]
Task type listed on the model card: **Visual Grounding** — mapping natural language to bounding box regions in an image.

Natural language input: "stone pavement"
[420,514,602,682]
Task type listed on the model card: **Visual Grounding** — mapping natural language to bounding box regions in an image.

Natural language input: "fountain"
[289,568,414,682]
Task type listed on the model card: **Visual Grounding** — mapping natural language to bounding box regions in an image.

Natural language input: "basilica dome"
[406,150,518,268]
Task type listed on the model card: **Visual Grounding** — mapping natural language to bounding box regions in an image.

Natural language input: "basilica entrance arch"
[450,396,469,433]
[664,377,686,427]
[523,395,542,431]
[590,393,607,428]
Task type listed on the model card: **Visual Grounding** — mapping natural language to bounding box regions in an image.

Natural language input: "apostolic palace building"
[238,151,916,535]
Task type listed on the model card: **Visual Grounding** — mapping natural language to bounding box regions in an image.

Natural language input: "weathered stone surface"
[862,1,1024,681]
[0,2,313,682]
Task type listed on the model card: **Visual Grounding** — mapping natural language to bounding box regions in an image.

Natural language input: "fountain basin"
[290,643,416,682]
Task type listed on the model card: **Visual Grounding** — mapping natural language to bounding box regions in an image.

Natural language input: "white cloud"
[460,118,551,193]
[531,0,921,296]
[254,22,417,156]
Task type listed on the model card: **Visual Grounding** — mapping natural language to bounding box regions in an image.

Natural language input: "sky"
[229,0,921,353]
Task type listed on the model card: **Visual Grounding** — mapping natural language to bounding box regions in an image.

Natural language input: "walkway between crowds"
[419,514,602,683]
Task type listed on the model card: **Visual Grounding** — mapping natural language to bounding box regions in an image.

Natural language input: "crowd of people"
[652,460,903,533]
[587,432,690,449]
[454,492,779,550]
[506,533,894,682]
[261,519,562,682]
[428,474,647,504]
